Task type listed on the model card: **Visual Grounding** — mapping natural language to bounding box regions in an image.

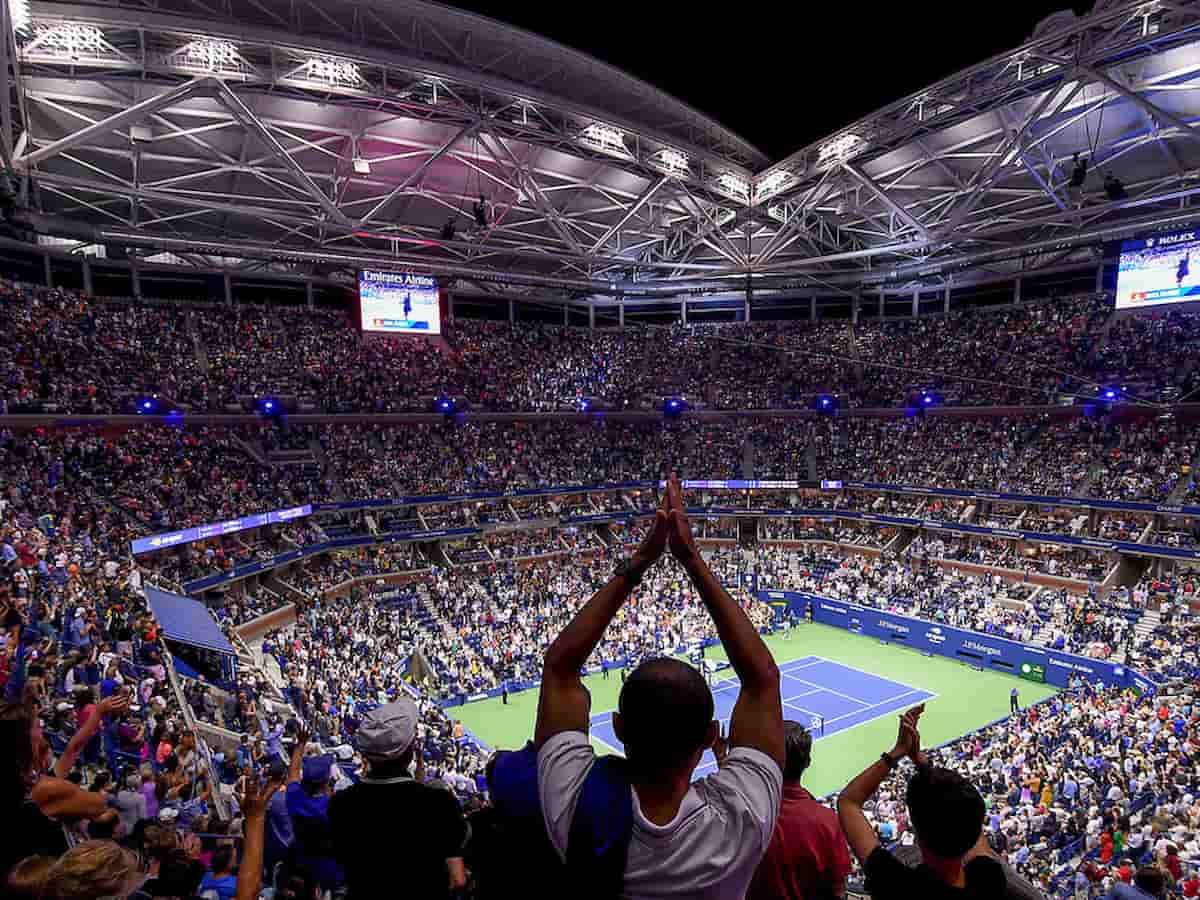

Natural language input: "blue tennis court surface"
[589,655,935,779]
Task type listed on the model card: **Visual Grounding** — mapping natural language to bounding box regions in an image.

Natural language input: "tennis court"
[455,624,1056,796]
[588,654,936,778]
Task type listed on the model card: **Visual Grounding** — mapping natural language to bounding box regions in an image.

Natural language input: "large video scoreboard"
[358,270,441,334]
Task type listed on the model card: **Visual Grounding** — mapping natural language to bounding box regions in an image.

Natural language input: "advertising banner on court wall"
[761,590,1153,693]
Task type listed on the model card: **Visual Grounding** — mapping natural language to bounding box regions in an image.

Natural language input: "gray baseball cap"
[357,698,419,759]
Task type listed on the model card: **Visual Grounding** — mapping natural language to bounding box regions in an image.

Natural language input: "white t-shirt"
[538,731,782,900]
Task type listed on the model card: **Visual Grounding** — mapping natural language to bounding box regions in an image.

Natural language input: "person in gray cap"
[328,697,469,899]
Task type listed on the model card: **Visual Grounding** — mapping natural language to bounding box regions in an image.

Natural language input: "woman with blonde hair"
[39,841,142,900]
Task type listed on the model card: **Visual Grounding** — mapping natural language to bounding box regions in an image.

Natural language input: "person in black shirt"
[837,705,1006,900]
[327,698,468,898]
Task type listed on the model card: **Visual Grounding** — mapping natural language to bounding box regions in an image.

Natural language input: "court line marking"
[783,674,872,707]
[594,653,939,769]
[590,731,624,756]
[784,654,936,702]
[808,657,930,694]
[693,687,940,779]
[778,658,823,674]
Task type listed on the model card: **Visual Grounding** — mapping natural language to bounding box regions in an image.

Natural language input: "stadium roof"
[11,0,1200,301]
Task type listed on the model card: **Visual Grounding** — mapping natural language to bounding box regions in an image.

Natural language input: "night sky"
[451,1,1094,161]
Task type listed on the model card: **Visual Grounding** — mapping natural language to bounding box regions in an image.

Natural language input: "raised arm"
[664,475,784,769]
[534,499,668,746]
[838,704,923,864]
[235,775,282,900]
[54,693,130,778]
[286,726,310,784]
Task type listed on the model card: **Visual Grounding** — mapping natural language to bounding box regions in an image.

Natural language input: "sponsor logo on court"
[1047,658,1095,674]
[964,640,1001,657]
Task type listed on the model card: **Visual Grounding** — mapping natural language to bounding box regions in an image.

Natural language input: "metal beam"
[936,85,1061,236]
[1080,65,1200,145]
[842,162,930,239]
[360,120,480,225]
[211,80,351,226]
[15,77,220,171]
[588,175,667,254]
[477,126,586,257]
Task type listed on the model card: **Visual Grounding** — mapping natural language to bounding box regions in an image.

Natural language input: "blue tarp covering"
[146,586,235,657]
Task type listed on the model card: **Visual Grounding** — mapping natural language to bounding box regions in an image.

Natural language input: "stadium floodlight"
[1103,388,1118,400]
[650,148,690,179]
[181,38,240,73]
[578,398,591,413]
[435,396,455,415]
[813,394,839,415]
[8,0,29,36]
[579,122,629,158]
[32,22,106,59]
[714,172,750,203]
[663,397,688,418]
[755,170,792,202]
[818,133,865,164]
[304,56,362,88]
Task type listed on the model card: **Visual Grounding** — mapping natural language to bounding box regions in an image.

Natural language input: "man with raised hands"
[837,704,1006,900]
[534,473,784,899]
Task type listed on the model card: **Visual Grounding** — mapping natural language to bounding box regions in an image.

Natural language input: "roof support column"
[131,260,141,299]
[306,281,314,310]
[618,302,624,330]
[1096,262,1105,294]
[508,299,514,323]
[588,301,595,333]
[878,294,885,318]
[912,290,919,318]
[681,299,687,324]
[447,293,455,322]
[1013,277,1022,306]
[810,297,817,322]
[563,304,568,326]
[852,292,860,325]
[223,272,232,305]
[44,253,52,289]
[943,284,950,314]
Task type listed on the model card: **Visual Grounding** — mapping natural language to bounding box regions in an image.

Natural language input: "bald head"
[614,657,715,776]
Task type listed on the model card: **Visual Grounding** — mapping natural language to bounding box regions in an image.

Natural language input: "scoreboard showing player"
[1116,230,1200,309]
[358,269,441,334]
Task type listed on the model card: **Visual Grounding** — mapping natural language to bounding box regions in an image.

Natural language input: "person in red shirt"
[747,721,852,900]
[1165,846,1184,884]
[1181,870,1200,897]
